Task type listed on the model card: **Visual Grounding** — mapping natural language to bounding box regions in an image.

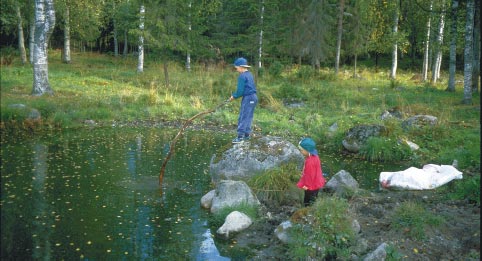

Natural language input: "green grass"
[288,196,356,259]
[390,201,444,240]
[1,50,480,202]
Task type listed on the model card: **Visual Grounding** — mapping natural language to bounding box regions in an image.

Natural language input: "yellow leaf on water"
[413,248,418,253]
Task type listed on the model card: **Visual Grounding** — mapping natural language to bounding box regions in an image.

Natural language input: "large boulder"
[342,124,387,153]
[210,180,260,214]
[325,170,359,196]
[210,136,304,182]
[216,211,253,239]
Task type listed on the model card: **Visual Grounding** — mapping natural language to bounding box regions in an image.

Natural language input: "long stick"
[159,100,230,185]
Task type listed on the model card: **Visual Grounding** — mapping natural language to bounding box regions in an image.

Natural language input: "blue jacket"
[232,71,257,98]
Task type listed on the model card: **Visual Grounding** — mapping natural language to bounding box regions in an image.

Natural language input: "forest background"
[1,0,480,192]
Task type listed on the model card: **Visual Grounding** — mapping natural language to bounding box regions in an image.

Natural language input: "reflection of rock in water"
[197,229,230,261]
[116,176,161,191]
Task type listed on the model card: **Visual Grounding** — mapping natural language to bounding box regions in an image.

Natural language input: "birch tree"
[462,0,475,104]
[257,0,264,70]
[447,0,458,92]
[15,2,28,64]
[32,0,55,96]
[431,0,446,84]
[62,1,71,63]
[390,0,399,79]
[335,0,345,75]
[136,3,145,73]
[422,0,433,81]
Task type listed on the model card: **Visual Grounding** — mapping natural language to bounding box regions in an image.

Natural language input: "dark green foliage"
[268,61,284,77]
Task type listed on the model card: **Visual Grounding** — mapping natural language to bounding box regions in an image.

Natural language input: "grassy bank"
[1,50,480,200]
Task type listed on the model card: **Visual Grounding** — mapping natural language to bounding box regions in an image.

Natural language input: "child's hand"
[302,186,308,190]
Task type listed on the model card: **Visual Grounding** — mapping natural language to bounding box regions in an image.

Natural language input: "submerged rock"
[216,211,253,239]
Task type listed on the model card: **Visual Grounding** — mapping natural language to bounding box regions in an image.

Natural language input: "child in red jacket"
[297,137,326,206]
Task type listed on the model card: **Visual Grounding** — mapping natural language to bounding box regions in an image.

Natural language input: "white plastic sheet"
[379,164,463,190]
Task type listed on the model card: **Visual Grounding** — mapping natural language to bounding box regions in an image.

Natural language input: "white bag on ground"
[379,164,463,190]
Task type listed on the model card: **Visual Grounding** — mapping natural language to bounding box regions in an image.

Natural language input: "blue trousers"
[237,93,258,137]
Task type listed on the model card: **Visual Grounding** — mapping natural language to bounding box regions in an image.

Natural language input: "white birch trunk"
[335,0,344,75]
[258,0,264,69]
[447,0,458,92]
[16,4,27,64]
[63,5,71,63]
[29,18,35,64]
[390,0,399,80]
[186,1,191,72]
[463,0,475,104]
[422,0,433,81]
[432,1,445,84]
[137,4,145,73]
[32,0,55,96]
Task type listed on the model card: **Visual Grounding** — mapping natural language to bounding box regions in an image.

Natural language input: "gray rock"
[363,242,388,261]
[274,220,293,244]
[402,115,437,130]
[210,136,304,182]
[210,180,260,214]
[200,190,215,209]
[342,125,387,153]
[216,211,253,239]
[325,170,359,195]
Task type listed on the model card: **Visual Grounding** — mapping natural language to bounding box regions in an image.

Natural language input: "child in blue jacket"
[229,57,258,143]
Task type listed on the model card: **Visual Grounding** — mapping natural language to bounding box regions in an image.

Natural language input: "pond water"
[1,127,407,260]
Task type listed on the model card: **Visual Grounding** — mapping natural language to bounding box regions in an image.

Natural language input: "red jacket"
[297,155,325,190]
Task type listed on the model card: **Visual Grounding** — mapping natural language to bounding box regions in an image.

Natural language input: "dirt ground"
[231,189,480,260]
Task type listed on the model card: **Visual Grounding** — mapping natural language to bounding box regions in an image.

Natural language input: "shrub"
[288,197,355,260]
[268,61,283,77]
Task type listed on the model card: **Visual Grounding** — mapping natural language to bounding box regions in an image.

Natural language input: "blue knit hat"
[234,57,250,67]
[299,138,318,156]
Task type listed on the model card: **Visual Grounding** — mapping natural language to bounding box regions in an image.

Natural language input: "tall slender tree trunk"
[423,0,433,81]
[137,4,145,73]
[32,0,55,96]
[113,23,118,57]
[447,0,458,92]
[335,0,344,75]
[257,0,264,70]
[462,0,475,104]
[432,0,445,84]
[29,18,35,64]
[16,3,27,65]
[472,0,480,93]
[186,1,192,72]
[390,0,399,80]
[63,5,71,64]
[123,30,128,57]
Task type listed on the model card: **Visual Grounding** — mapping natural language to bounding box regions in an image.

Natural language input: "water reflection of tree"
[31,143,53,260]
